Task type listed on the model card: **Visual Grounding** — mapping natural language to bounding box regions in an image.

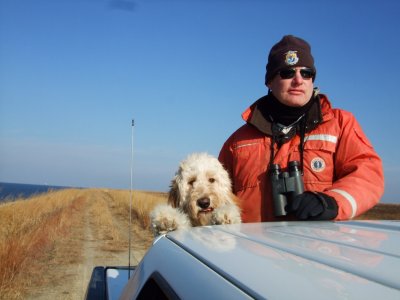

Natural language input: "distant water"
[0,182,70,202]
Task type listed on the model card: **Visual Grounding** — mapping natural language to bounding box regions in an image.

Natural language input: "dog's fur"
[150,153,241,236]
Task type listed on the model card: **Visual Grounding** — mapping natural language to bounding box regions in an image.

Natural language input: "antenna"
[128,119,134,278]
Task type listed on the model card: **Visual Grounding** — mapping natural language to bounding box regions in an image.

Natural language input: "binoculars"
[269,161,304,217]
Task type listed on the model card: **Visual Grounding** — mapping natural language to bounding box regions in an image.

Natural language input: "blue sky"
[1,0,399,203]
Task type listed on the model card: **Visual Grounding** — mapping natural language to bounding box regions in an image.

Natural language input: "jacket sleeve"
[324,111,384,220]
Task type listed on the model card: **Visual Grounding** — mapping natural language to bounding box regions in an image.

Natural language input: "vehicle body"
[86,221,400,299]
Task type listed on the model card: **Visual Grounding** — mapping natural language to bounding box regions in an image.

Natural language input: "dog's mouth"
[199,207,214,214]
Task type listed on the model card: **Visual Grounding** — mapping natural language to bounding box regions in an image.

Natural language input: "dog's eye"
[209,178,215,183]
[188,178,196,186]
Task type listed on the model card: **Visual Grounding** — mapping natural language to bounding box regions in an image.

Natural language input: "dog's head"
[168,152,236,226]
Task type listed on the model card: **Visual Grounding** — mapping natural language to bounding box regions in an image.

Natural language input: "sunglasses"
[279,68,315,80]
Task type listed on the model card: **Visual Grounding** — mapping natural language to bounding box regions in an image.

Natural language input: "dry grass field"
[355,203,400,220]
[0,189,398,300]
[0,188,167,300]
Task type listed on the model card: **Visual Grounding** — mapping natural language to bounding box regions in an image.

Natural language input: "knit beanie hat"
[265,35,316,84]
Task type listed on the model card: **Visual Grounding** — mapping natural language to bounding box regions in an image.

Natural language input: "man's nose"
[292,69,303,83]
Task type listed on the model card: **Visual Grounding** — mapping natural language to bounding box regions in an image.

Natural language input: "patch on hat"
[285,51,299,65]
[311,157,326,172]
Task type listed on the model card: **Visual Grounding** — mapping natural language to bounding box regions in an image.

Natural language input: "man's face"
[267,67,314,107]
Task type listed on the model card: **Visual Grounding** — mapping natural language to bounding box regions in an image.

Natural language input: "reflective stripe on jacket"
[219,94,384,222]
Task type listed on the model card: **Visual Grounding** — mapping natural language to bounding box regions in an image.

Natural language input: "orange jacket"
[219,94,384,222]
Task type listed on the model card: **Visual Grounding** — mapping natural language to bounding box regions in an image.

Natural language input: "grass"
[0,188,167,300]
[0,189,86,299]
[107,189,168,227]
[355,203,400,220]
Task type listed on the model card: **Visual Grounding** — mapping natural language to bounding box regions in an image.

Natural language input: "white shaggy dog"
[150,153,241,236]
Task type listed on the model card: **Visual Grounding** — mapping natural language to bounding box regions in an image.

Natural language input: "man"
[219,35,384,222]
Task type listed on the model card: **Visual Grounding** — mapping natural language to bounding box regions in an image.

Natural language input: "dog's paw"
[211,204,241,225]
[152,219,177,236]
[150,204,190,236]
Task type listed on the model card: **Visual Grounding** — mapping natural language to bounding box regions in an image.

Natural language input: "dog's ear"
[168,177,181,208]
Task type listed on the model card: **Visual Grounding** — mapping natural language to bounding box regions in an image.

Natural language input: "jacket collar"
[242,91,332,136]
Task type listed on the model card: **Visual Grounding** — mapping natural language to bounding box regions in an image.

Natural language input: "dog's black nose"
[197,198,210,209]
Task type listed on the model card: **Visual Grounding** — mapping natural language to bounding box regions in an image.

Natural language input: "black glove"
[286,192,338,220]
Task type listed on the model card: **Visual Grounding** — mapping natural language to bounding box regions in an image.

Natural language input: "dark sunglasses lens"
[279,69,295,79]
[300,69,314,79]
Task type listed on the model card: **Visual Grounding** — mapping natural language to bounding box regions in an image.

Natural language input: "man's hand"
[286,192,338,220]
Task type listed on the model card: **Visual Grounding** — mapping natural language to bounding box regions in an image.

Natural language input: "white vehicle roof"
[121,221,400,299]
